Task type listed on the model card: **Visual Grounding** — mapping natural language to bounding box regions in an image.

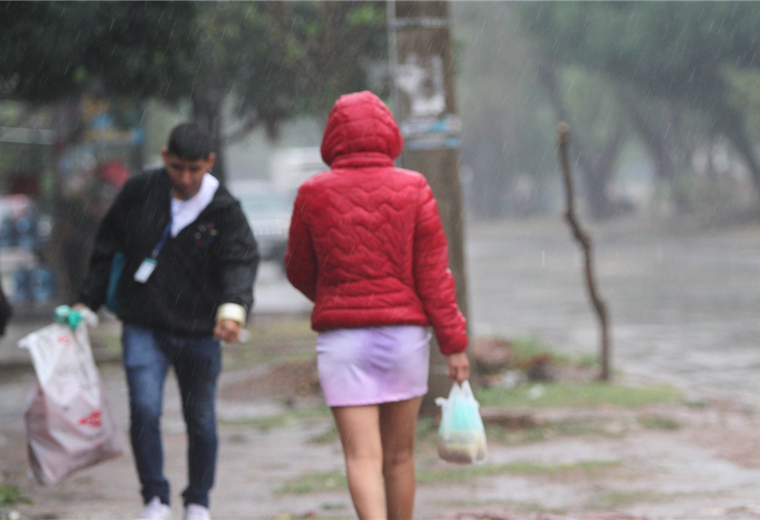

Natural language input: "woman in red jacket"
[286,91,469,520]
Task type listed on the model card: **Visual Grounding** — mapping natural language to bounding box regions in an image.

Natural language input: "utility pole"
[388,1,471,413]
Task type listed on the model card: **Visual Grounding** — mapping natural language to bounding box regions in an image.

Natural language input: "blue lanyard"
[151,199,186,259]
[150,220,173,260]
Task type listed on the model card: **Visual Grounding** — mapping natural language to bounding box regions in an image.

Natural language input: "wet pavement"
[466,216,760,405]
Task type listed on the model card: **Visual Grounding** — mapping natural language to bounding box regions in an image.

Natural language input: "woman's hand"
[446,352,470,384]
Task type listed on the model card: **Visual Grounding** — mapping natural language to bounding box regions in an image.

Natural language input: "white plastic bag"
[435,380,487,464]
[18,308,123,485]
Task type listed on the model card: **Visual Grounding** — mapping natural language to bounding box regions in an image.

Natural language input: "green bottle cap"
[67,310,82,329]
[54,305,71,324]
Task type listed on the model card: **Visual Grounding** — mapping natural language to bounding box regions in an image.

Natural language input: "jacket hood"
[320,91,403,167]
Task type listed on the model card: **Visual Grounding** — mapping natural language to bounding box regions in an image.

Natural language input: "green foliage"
[184,2,388,136]
[725,68,760,140]
[560,67,629,146]
[509,335,597,368]
[517,2,760,209]
[520,2,760,98]
[1,2,199,102]
[2,2,387,140]
[0,485,30,506]
[509,335,553,361]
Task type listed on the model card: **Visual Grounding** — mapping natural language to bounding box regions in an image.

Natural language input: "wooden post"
[557,123,611,381]
[389,1,471,412]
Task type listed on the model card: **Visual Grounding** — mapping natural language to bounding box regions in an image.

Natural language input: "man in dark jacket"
[77,123,259,520]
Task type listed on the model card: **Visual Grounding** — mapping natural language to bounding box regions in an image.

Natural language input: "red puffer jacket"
[285,91,467,354]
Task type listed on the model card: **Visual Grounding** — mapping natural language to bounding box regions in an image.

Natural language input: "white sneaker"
[184,504,211,520]
[136,497,172,520]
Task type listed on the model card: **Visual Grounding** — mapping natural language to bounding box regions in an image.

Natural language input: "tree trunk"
[583,128,624,219]
[615,88,698,211]
[715,105,760,199]
[557,123,612,381]
[391,1,471,414]
[616,85,677,184]
[192,95,227,183]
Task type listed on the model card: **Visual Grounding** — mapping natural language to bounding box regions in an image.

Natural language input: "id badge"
[133,258,157,283]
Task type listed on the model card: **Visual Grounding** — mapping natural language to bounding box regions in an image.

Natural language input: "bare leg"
[332,405,386,520]
[379,397,423,520]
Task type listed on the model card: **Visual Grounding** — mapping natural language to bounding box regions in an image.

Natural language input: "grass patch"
[591,490,678,508]
[575,352,600,369]
[478,382,683,409]
[415,417,438,438]
[247,318,316,345]
[485,416,630,445]
[437,499,558,514]
[221,406,330,430]
[277,470,346,494]
[320,502,349,511]
[309,423,340,444]
[417,459,620,485]
[0,484,30,506]
[636,414,681,431]
[223,318,317,369]
[510,335,597,368]
[90,328,122,358]
[277,460,620,495]
[510,335,553,363]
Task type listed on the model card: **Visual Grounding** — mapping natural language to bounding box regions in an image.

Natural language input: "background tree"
[1,1,388,297]
[452,3,554,219]
[1,2,198,104]
[188,1,388,180]
[2,1,388,180]
[537,65,630,219]
[2,2,201,298]
[519,2,760,210]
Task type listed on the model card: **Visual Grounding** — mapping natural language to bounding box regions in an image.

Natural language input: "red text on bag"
[79,411,102,428]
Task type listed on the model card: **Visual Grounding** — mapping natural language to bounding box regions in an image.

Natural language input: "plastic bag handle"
[460,380,474,399]
[436,380,477,407]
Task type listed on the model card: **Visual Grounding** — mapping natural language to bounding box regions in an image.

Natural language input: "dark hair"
[166,123,213,160]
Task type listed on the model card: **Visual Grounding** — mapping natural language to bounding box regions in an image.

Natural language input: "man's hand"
[446,351,470,384]
[214,319,241,344]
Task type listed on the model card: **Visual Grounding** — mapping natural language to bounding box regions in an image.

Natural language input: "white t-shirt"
[170,173,220,237]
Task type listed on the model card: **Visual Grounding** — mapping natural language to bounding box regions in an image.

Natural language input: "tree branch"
[224,114,262,145]
[557,122,612,381]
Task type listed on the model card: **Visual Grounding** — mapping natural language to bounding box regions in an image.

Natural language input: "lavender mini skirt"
[316,325,431,407]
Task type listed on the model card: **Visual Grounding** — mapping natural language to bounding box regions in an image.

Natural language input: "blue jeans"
[122,325,222,508]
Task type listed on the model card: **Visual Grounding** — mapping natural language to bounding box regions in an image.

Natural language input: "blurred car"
[228,181,293,268]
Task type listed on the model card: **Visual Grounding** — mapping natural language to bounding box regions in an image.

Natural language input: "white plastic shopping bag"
[435,380,487,464]
[18,307,123,485]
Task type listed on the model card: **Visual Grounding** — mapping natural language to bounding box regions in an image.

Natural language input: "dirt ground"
[2,318,760,520]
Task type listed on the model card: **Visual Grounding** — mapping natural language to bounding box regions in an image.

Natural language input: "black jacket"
[79,168,259,336]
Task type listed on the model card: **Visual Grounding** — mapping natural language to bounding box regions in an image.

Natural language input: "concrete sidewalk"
[3,359,760,519]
